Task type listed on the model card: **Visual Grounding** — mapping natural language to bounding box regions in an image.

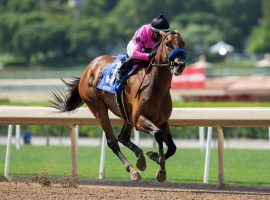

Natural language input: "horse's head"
[154,31,186,76]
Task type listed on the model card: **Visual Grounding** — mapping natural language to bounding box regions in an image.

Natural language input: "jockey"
[114,14,170,80]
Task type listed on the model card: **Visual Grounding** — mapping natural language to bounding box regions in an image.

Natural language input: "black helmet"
[151,14,170,32]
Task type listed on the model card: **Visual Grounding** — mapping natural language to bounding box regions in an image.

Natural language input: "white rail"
[1,106,270,187]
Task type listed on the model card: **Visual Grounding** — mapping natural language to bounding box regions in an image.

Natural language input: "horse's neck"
[147,67,172,97]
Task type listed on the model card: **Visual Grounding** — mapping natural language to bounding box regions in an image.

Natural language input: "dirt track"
[1,178,270,200]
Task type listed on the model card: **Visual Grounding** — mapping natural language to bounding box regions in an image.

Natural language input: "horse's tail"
[51,77,84,112]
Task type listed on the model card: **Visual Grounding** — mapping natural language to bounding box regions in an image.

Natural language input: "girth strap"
[115,90,132,124]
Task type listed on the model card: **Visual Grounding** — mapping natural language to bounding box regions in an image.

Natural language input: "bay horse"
[52,31,186,182]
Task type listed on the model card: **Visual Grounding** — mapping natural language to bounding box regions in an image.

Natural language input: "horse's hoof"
[156,169,166,182]
[136,156,146,171]
[130,169,142,181]
[146,151,159,163]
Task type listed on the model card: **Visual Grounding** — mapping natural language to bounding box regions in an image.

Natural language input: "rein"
[135,62,152,98]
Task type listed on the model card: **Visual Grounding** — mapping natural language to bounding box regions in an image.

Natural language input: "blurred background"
[0,0,270,145]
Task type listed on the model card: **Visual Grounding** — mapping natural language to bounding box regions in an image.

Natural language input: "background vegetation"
[0,0,269,66]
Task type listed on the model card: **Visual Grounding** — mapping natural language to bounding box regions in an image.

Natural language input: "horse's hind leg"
[136,115,166,182]
[97,108,141,181]
[118,122,146,171]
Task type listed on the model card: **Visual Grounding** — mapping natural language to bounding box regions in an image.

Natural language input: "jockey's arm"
[131,43,151,61]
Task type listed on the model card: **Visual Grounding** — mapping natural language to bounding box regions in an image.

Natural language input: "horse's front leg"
[136,115,166,182]
[161,122,176,160]
[118,122,146,171]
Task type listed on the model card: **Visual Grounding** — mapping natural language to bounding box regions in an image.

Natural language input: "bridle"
[150,31,186,69]
[135,31,186,97]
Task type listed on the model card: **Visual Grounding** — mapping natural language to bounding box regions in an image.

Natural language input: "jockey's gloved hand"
[149,51,157,60]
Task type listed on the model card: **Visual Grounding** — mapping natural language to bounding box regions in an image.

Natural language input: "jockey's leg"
[115,57,134,80]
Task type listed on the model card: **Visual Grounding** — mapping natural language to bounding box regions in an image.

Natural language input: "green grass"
[0,145,269,186]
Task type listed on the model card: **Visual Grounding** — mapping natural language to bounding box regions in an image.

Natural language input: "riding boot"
[115,58,134,81]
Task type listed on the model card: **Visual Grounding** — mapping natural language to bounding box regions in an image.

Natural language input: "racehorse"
[52,31,186,182]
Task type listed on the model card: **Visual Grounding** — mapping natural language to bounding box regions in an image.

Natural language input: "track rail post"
[134,129,140,147]
[203,127,213,183]
[69,124,78,178]
[199,127,205,153]
[99,131,106,179]
[15,125,20,149]
[215,126,224,188]
[4,125,13,178]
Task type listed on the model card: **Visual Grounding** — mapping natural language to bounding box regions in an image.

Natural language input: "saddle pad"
[96,54,127,94]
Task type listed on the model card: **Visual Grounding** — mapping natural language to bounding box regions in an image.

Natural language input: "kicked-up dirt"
[0,177,270,200]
